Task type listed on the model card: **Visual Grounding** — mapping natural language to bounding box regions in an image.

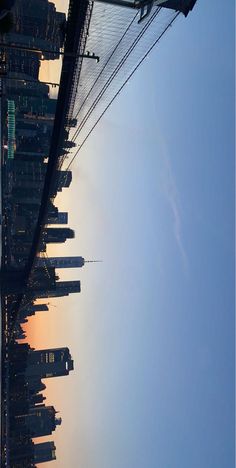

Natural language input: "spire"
[84,260,103,263]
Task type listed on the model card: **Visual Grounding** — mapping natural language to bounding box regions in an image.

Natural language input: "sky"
[27,0,235,467]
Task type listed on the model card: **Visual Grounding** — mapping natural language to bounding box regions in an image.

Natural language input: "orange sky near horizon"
[20,2,106,465]
[26,0,70,346]
[21,4,75,456]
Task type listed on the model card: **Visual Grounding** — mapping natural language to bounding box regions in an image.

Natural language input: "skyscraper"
[17,405,61,437]
[9,0,66,61]
[47,211,68,225]
[37,256,85,269]
[55,171,72,191]
[34,442,56,464]
[44,227,75,243]
[36,280,81,298]
[29,304,49,313]
[26,347,74,379]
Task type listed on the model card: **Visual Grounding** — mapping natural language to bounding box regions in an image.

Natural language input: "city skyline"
[26,1,234,467]
[0,0,84,464]
[1,0,234,466]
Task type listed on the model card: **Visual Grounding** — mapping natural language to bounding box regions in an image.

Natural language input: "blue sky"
[36,1,234,466]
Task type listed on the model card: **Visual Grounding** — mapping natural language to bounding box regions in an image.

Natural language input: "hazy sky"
[29,0,234,467]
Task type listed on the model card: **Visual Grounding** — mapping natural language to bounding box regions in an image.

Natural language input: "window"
[49,352,55,363]
[43,353,49,363]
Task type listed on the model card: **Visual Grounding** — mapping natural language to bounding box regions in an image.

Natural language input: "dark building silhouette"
[28,303,49,313]
[6,0,66,79]
[34,441,56,464]
[36,280,81,298]
[26,348,74,379]
[44,227,75,243]
[47,211,68,225]
[37,256,85,269]
[55,171,72,191]
[0,266,56,296]
[15,405,61,437]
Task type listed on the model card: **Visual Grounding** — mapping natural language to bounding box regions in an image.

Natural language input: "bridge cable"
[71,10,140,130]
[71,7,162,143]
[66,11,180,170]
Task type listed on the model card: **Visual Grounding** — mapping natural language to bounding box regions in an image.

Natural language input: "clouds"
[158,136,189,274]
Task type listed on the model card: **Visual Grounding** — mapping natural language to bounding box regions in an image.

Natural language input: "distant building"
[11,0,65,57]
[6,0,66,81]
[16,405,61,437]
[44,227,75,243]
[36,280,81,298]
[29,303,49,313]
[37,256,85,269]
[6,73,49,98]
[47,211,68,225]
[34,442,56,464]
[26,347,74,379]
[11,160,47,186]
[55,171,72,191]
[7,49,41,79]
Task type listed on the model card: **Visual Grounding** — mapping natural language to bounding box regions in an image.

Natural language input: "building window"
[43,353,49,363]
[49,352,55,363]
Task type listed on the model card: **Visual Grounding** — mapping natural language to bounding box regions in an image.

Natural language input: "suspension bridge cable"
[71,7,162,142]
[71,10,139,133]
[66,11,180,171]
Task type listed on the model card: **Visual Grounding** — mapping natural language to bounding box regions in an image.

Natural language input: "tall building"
[11,0,65,56]
[19,303,49,320]
[11,159,47,181]
[55,280,81,295]
[34,442,56,464]
[26,347,74,379]
[14,119,53,159]
[37,256,85,269]
[55,171,72,191]
[31,393,46,405]
[36,280,81,298]
[6,74,50,99]
[17,405,61,437]
[7,49,41,79]
[7,0,66,67]
[4,0,66,92]
[44,227,75,243]
[47,211,68,225]
[13,92,56,115]
[29,304,49,312]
